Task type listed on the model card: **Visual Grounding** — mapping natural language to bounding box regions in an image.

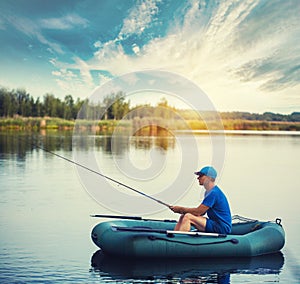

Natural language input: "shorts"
[205,219,230,234]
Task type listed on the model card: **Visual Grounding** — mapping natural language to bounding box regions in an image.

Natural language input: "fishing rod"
[90,214,177,222]
[35,142,170,208]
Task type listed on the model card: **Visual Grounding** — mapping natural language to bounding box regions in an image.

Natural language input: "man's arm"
[170,203,209,216]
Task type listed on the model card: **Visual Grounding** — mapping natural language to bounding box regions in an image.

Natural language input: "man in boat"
[170,166,232,234]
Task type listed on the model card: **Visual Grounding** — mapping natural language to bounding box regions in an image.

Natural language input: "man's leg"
[174,214,185,231]
[175,213,207,232]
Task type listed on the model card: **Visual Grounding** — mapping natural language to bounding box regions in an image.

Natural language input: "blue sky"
[0,0,299,113]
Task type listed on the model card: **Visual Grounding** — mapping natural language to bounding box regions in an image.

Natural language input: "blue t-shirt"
[202,185,232,233]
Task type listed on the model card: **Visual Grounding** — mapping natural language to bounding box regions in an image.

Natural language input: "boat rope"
[232,215,257,224]
[232,215,283,227]
[148,235,239,245]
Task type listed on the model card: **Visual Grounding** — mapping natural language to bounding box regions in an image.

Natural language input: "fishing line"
[34,141,170,208]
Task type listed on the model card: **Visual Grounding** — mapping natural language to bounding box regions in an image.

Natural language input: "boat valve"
[230,238,239,244]
[92,232,98,241]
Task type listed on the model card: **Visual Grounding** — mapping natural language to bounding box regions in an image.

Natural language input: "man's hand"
[169,205,186,214]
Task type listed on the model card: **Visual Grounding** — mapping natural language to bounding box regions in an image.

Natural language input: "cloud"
[97,72,112,86]
[39,14,89,30]
[50,0,300,112]
[89,0,264,74]
[52,69,76,78]
[52,67,94,97]
[118,0,160,39]
[2,11,89,56]
[3,14,64,54]
[73,56,94,87]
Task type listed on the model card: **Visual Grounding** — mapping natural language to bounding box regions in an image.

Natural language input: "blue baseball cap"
[194,166,217,179]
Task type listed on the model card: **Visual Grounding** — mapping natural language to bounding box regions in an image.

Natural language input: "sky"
[0,0,299,113]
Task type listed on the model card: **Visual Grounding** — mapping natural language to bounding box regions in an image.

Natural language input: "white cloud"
[118,0,160,39]
[73,57,94,87]
[52,0,299,112]
[49,58,57,66]
[5,15,64,54]
[94,41,102,48]
[52,67,94,98]
[132,44,140,55]
[89,1,264,75]
[98,73,111,86]
[39,14,89,30]
[52,68,77,79]
[3,12,88,56]
[51,70,62,76]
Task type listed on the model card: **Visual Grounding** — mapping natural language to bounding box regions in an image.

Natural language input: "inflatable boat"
[91,215,285,258]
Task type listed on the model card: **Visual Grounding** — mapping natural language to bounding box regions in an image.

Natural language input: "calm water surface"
[0,131,299,283]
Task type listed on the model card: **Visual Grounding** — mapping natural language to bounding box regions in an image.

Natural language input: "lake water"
[0,131,299,283]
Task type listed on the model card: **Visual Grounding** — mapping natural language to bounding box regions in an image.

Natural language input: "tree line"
[0,87,299,122]
[0,88,129,120]
[220,111,300,122]
[0,88,84,120]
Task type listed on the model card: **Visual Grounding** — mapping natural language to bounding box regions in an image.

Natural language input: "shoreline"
[175,129,300,136]
[0,116,299,132]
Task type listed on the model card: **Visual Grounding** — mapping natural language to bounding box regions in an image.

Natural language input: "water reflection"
[91,250,284,283]
[0,132,33,160]
[0,132,73,160]
[0,132,176,159]
[130,136,175,151]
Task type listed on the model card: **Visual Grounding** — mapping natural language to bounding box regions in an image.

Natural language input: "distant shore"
[0,116,299,133]
[1,89,299,133]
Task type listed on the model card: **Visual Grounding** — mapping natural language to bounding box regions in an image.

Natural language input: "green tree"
[73,97,85,119]
[63,95,74,120]
[103,92,129,120]
[289,112,300,122]
[43,93,63,117]
[0,88,14,116]
[15,89,32,116]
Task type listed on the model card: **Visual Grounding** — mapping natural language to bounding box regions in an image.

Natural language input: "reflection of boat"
[91,249,284,281]
[91,217,285,258]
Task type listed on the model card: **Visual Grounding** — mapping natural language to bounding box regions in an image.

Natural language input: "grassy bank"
[0,117,122,134]
[186,119,300,131]
[0,117,74,131]
[0,116,299,132]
